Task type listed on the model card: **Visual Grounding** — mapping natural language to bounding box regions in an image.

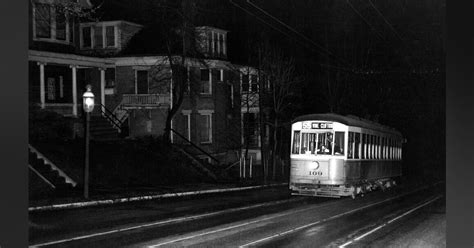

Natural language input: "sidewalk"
[29,182,289,212]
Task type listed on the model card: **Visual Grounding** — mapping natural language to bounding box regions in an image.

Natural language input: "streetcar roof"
[292,113,402,136]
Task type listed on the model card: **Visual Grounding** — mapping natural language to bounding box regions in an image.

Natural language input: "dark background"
[97,0,445,182]
[0,0,472,247]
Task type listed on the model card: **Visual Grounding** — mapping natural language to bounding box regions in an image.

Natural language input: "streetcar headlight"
[310,161,319,170]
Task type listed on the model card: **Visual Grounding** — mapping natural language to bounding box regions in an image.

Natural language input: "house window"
[243,112,258,146]
[35,4,51,38]
[213,32,218,55]
[55,9,66,40]
[182,111,192,141]
[59,76,64,98]
[105,68,115,88]
[211,69,221,82]
[47,78,56,100]
[106,26,115,47]
[34,3,71,42]
[208,31,213,55]
[200,69,211,94]
[218,34,224,56]
[251,74,258,92]
[69,20,74,43]
[198,111,213,143]
[136,70,149,94]
[94,26,103,48]
[242,74,249,92]
[82,26,91,48]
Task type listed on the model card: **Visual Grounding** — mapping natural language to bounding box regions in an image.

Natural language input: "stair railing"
[170,128,220,164]
[97,103,127,133]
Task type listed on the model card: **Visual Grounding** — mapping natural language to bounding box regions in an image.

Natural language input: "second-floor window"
[200,69,211,94]
[82,26,91,48]
[106,26,116,47]
[35,4,51,38]
[206,31,226,57]
[34,3,71,43]
[81,24,117,49]
[94,26,103,48]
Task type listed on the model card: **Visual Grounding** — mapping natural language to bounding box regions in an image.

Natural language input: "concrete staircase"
[28,145,77,197]
[90,115,122,141]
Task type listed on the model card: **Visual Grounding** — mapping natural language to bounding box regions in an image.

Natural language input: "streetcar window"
[334,132,345,156]
[317,132,332,155]
[354,133,360,159]
[348,132,354,159]
[377,136,381,159]
[361,134,366,159]
[372,135,376,159]
[381,137,385,159]
[388,138,392,159]
[291,131,300,154]
[301,133,317,154]
[301,133,309,154]
[397,140,400,160]
[368,135,372,159]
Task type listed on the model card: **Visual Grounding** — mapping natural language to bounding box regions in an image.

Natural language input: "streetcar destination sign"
[302,122,333,129]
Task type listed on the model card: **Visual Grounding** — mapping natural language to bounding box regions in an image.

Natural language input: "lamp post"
[82,84,95,199]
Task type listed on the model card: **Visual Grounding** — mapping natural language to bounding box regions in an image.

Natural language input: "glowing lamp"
[82,85,95,113]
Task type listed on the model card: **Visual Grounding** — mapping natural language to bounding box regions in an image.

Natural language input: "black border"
[0,0,473,246]
[0,0,28,247]
[446,0,474,246]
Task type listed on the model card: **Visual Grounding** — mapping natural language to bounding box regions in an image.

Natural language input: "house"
[28,0,263,165]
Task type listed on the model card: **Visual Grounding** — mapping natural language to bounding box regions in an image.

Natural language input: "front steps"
[89,115,122,141]
[28,145,77,198]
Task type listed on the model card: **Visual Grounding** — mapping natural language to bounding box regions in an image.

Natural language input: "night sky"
[94,0,446,180]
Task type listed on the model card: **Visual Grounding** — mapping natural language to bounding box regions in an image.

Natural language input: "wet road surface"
[30,183,444,247]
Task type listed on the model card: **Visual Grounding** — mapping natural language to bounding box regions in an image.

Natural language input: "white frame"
[198,110,213,144]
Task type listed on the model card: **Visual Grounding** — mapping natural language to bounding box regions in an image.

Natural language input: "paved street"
[29,183,444,247]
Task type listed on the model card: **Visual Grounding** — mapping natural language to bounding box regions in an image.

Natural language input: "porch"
[29,50,115,117]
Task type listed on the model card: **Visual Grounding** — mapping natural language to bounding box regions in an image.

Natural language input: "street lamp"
[82,84,94,199]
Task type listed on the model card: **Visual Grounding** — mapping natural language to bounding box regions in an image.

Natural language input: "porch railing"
[122,94,171,107]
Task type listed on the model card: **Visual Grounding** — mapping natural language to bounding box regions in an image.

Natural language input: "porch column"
[99,68,106,113]
[70,65,78,117]
[37,62,46,109]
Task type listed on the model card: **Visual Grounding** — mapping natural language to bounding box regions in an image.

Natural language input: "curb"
[29,183,289,212]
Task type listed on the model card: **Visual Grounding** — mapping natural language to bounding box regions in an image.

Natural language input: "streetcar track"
[147,183,439,247]
[29,197,305,247]
[338,194,443,247]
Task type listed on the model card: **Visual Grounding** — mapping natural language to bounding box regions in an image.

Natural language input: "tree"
[258,45,301,181]
[126,0,209,143]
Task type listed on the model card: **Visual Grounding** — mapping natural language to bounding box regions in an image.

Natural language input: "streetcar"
[289,113,404,198]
